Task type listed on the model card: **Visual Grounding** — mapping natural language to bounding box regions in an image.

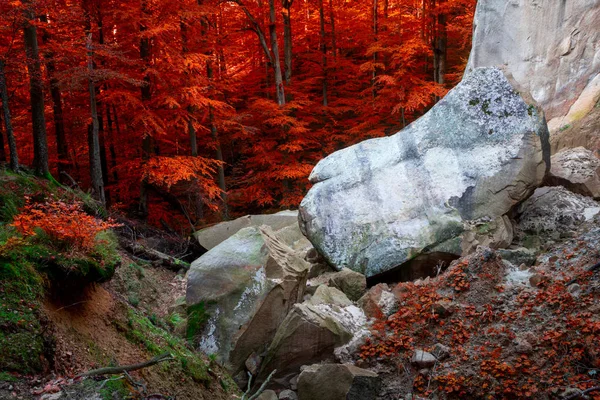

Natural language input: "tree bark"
[268,0,285,106]
[282,0,293,85]
[40,16,69,182]
[106,105,119,187]
[0,60,19,171]
[433,0,447,88]
[86,33,106,206]
[372,0,378,99]
[318,0,328,106]
[139,0,153,217]
[23,3,49,177]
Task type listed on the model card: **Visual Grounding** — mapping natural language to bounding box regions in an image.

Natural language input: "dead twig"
[562,386,600,400]
[241,369,277,400]
[76,352,174,378]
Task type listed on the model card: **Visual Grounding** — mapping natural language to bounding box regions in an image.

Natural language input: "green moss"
[469,99,480,106]
[186,302,211,342]
[98,377,132,400]
[527,104,536,117]
[559,124,572,132]
[122,308,211,383]
[0,372,19,382]
[481,99,491,115]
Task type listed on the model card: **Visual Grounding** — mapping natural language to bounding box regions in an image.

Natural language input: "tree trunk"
[268,0,285,106]
[318,0,328,106]
[372,0,378,99]
[0,112,5,164]
[139,1,153,217]
[95,12,110,204]
[40,16,69,182]
[86,34,106,206]
[0,60,18,171]
[23,3,49,177]
[433,0,447,88]
[106,105,119,190]
[282,0,293,86]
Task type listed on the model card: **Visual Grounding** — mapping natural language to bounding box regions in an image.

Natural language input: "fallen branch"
[76,352,174,378]
[563,386,600,400]
[119,238,190,271]
[241,369,277,400]
[567,261,600,285]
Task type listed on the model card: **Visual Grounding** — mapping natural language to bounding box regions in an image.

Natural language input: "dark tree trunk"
[433,0,447,91]
[318,0,328,106]
[0,60,18,171]
[268,0,285,106]
[282,0,293,86]
[40,15,69,182]
[23,3,49,177]
[87,33,106,206]
[139,0,153,217]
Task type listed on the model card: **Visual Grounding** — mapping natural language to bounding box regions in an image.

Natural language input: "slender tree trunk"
[372,0,378,99]
[0,60,18,171]
[318,0,328,106]
[96,12,110,205]
[106,105,119,187]
[23,3,49,177]
[282,0,293,86]
[86,34,106,206]
[0,112,5,164]
[329,0,336,61]
[433,0,447,89]
[139,1,153,217]
[268,0,285,106]
[40,16,69,182]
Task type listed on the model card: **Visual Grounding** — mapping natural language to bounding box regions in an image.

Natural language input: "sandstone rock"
[465,0,600,126]
[328,268,367,301]
[462,215,514,255]
[431,343,451,361]
[299,67,549,278]
[279,389,298,400]
[411,350,437,368]
[498,247,537,267]
[517,187,600,237]
[194,210,299,250]
[245,352,261,376]
[358,284,398,319]
[257,390,278,400]
[297,363,380,400]
[258,289,367,383]
[529,274,544,288]
[547,147,600,199]
[186,226,309,374]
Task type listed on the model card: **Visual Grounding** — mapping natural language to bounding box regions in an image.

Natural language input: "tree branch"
[76,352,174,378]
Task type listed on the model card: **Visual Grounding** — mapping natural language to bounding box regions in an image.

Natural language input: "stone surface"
[547,147,600,199]
[498,247,537,267]
[411,350,437,368]
[258,289,367,383]
[186,226,309,374]
[297,363,380,400]
[516,187,600,237]
[279,390,298,400]
[328,268,367,301]
[551,106,600,156]
[465,0,600,126]
[358,284,398,319]
[194,210,299,250]
[431,343,451,361]
[299,67,550,278]
[461,215,515,255]
[257,390,279,400]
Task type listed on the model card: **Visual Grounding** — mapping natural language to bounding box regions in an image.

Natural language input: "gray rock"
[411,350,437,368]
[299,67,549,278]
[328,268,367,301]
[257,390,279,400]
[258,292,367,383]
[498,247,537,267]
[279,389,298,400]
[517,187,600,236]
[194,210,299,250]
[297,364,380,400]
[431,343,451,361]
[186,226,309,374]
[465,0,600,129]
[547,147,600,199]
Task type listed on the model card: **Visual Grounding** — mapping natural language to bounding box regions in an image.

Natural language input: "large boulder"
[258,286,367,384]
[194,210,299,250]
[546,147,600,199]
[465,0,600,129]
[299,67,550,278]
[297,364,380,400]
[186,226,309,374]
[516,186,600,238]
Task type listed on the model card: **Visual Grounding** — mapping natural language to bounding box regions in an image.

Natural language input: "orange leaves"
[11,199,120,251]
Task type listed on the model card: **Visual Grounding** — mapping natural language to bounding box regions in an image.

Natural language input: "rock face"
[327,268,367,301]
[194,210,299,250]
[299,67,550,278]
[517,186,600,237]
[186,226,309,374]
[547,147,600,199]
[297,364,380,400]
[258,286,367,383]
[465,0,600,128]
